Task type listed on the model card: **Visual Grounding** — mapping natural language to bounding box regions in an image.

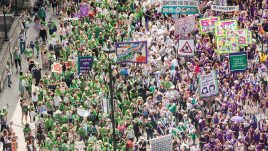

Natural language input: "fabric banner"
[78,56,94,74]
[226,29,249,46]
[199,70,219,98]
[211,5,239,12]
[236,29,248,46]
[162,0,199,14]
[216,35,239,54]
[178,39,195,56]
[175,16,195,36]
[115,41,148,63]
[150,135,173,151]
[248,30,252,45]
[52,63,62,73]
[229,52,248,72]
[199,17,220,34]
[215,20,238,37]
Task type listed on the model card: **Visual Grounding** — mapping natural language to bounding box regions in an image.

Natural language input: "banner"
[248,30,252,45]
[199,17,220,34]
[237,29,248,46]
[211,5,239,12]
[115,41,148,63]
[215,20,238,37]
[229,52,248,72]
[216,35,239,54]
[199,70,219,98]
[162,0,199,14]
[226,29,249,46]
[150,135,173,151]
[175,16,195,36]
[178,39,195,56]
[78,56,94,74]
[52,63,62,73]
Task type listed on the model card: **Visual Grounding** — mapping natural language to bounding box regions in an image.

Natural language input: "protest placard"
[178,39,195,56]
[150,135,173,151]
[211,5,239,12]
[115,41,148,64]
[248,30,252,45]
[215,20,238,37]
[199,17,220,34]
[162,0,199,14]
[78,56,94,74]
[229,52,248,72]
[52,63,62,73]
[175,15,196,36]
[236,29,248,46]
[199,70,219,98]
[216,35,239,54]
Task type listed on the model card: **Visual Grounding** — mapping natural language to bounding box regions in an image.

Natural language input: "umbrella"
[77,108,90,117]
[230,116,245,123]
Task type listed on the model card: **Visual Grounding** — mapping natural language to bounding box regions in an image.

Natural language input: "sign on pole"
[229,52,248,72]
[162,0,199,14]
[198,70,219,99]
[236,29,248,46]
[216,35,239,54]
[199,17,220,34]
[175,15,196,36]
[78,56,94,74]
[211,5,239,12]
[215,20,238,37]
[52,63,62,73]
[149,135,173,151]
[115,41,148,64]
[178,39,195,56]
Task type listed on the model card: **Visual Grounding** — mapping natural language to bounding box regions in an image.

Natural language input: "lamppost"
[3,7,10,41]
[103,47,117,151]
[14,0,20,16]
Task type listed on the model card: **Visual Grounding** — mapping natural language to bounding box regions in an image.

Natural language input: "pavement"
[0,7,56,150]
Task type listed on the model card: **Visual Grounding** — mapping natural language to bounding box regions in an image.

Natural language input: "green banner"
[215,20,238,37]
[162,0,199,14]
[229,52,248,72]
[216,35,239,54]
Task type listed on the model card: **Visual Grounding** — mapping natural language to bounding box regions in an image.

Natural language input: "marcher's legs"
[20,42,26,54]
[7,75,11,87]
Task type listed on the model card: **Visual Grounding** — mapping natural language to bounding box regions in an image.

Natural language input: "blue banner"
[78,56,94,74]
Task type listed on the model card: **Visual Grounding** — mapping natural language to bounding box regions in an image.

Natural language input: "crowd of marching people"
[4,0,268,150]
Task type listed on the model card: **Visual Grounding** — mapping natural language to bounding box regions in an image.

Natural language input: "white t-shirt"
[32,94,38,102]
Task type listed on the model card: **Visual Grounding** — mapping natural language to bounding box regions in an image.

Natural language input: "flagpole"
[104,48,117,151]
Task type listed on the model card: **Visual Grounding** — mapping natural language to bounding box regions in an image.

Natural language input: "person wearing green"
[37,6,46,21]
[45,114,54,132]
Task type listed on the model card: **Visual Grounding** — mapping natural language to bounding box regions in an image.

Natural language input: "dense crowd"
[3,0,268,150]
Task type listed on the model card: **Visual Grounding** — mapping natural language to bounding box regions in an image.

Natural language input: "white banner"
[175,15,196,36]
[211,5,239,12]
[178,39,195,56]
[150,135,173,151]
[198,70,219,98]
